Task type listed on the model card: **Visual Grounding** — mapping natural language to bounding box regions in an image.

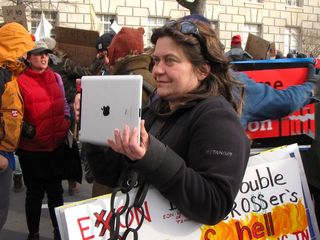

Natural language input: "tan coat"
[111,54,156,107]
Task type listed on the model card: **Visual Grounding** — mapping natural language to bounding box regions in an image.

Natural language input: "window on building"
[31,10,57,37]
[284,27,300,55]
[243,24,262,46]
[146,17,169,46]
[286,0,300,7]
[97,14,117,35]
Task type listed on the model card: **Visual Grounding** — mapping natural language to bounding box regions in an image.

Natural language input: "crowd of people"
[0,13,320,239]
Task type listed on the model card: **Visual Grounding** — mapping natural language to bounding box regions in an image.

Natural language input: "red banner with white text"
[237,60,316,143]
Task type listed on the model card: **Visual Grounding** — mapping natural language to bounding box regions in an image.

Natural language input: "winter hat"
[95,32,115,52]
[39,37,56,51]
[28,41,53,55]
[108,27,145,66]
[231,35,242,47]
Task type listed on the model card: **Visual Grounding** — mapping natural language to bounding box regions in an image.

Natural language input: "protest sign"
[55,26,99,66]
[2,5,27,30]
[245,33,270,60]
[56,144,319,240]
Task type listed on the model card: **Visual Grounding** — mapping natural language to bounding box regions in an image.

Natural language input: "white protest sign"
[56,144,319,240]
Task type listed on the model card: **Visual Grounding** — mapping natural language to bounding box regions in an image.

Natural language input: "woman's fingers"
[107,122,148,161]
[139,120,149,149]
[122,125,133,155]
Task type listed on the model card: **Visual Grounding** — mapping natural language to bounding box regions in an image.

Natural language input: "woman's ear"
[197,64,211,81]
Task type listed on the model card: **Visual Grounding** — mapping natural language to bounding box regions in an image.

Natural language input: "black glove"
[306,64,320,100]
[21,122,36,139]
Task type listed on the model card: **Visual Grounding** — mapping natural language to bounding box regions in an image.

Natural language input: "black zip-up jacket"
[87,95,250,225]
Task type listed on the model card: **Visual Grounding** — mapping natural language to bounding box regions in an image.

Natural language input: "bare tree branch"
[176,0,206,15]
[301,29,320,57]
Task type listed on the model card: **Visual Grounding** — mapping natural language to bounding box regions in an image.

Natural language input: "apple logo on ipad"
[101,106,110,116]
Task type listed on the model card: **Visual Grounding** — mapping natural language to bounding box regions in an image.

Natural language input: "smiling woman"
[85,16,250,233]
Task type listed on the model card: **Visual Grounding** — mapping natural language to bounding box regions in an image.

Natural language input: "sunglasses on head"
[163,20,211,62]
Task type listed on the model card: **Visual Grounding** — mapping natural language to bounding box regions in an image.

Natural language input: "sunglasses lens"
[180,22,197,35]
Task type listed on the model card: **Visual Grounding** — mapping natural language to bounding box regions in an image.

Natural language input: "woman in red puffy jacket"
[17,41,70,240]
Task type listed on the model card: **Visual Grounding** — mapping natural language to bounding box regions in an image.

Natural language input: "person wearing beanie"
[225,34,253,61]
[108,27,145,66]
[95,32,115,53]
[89,31,116,76]
[106,26,155,106]
[231,35,242,47]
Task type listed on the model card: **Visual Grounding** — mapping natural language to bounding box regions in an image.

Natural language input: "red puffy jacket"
[18,67,69,151]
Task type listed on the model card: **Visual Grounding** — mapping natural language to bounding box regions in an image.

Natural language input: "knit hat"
[95,32,115,52]
[39,37,56,51]
[108,27,145,66]
[231,35,242,46]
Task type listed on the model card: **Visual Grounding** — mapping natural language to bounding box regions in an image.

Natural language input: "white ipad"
[79,75,143,146]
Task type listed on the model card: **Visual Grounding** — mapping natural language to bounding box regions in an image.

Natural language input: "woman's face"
[28,52,49,72]
[152,36,205,104]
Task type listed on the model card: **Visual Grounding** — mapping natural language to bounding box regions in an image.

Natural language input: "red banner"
[242,67,315,140]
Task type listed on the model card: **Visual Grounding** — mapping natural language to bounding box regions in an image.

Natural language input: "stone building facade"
[0,0,319,55]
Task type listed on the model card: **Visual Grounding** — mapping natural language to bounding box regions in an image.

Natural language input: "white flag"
[111,20,121,34]
[34,12,52,40]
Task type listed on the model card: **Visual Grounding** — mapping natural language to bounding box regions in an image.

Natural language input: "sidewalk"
[0,179,92,240]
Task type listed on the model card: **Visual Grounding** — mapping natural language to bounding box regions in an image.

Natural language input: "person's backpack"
[0,79,24,151]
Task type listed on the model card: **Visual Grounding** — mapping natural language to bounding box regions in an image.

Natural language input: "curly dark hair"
[151,19,243,114]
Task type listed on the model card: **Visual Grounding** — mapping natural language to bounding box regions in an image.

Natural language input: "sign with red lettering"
[55,144,319,240]
[236,59,316,143]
